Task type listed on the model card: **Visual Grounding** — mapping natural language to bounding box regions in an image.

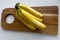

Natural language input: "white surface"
[0,0,59,40]
[6,15,14,24]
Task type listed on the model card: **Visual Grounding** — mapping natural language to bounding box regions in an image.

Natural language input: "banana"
[16,3,43,18]
[16,9,36,30]
[18,8,46,30]
[15,3,46,30]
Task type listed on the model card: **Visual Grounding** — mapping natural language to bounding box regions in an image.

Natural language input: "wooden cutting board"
[1,6,58,35]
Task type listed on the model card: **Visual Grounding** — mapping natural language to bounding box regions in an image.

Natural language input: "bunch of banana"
[15,3,46,30]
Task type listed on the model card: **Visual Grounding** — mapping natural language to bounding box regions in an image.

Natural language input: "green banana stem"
[15,3,21,12]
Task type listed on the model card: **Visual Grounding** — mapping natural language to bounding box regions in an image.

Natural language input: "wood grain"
[1,6,58,35]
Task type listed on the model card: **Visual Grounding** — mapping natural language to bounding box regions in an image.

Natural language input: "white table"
[0,0,59,40]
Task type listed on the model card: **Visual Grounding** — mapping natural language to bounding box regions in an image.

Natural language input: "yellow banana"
[16,3,43,18]
[15,3,46,30]
[16,9,36,30]
[19,8,46,30]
